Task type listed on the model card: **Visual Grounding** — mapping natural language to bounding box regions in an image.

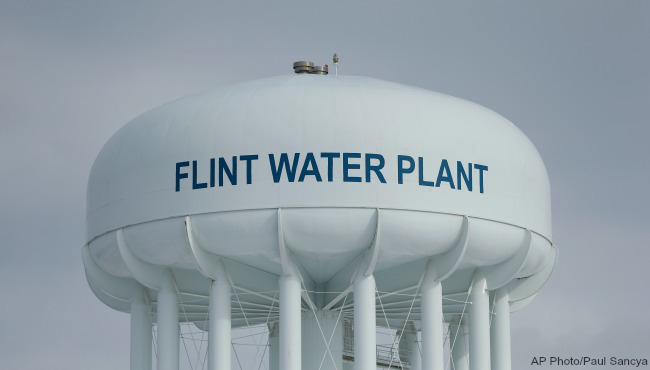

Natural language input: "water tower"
[82,61,557,370]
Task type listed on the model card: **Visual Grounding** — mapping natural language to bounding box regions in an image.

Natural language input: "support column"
[269,323,279,370]
[130,285,152,370]
[353,271,376,370]
[449,317,469,370]
[469,273,491,370]
[157,272,179,370]
[209,277,231,370]
[491,289,511,370]
[421,263,444,370]
[280,274,302,370]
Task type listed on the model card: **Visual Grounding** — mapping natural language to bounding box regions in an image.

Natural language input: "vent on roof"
[293,61,328,75]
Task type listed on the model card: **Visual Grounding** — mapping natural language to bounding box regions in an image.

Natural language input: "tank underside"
[84,207,556,330]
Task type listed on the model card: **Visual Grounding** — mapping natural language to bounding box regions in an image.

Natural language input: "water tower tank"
[82,66,557,370]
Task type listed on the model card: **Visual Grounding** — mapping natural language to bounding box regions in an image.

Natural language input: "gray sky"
[1,1,649,369]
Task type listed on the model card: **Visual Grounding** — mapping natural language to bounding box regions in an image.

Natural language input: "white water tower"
[83,61,557,370]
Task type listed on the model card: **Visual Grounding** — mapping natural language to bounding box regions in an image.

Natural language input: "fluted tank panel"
[87,75,551,247]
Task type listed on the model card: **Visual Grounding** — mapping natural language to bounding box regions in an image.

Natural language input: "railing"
[342,320,408,369]
[376,344,404,368]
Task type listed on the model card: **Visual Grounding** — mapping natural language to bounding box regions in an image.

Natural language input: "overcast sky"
[1,1,649,369]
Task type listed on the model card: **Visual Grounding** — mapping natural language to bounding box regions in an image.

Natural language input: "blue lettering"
[239,155,258,185]
[175,161,189,192]
[177,154,487,194]
[365,153,386,183]
[220,157,237,186]
[475,164,488,193]
[343,153,362,182]
[269,153,300,183]
[457,162,472,191]
[320,152,341,182]
[299,152,323,182]
[192,160,208,189]
[398,155,415,184]
[418,157,435,187]
[210,158,216,187]
[436,159,455,189]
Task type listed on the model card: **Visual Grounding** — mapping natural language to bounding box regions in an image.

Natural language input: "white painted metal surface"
[353,265,376,370]
[87,75,551,242]
[491,289,512,370]
[421,261,444,370]
[209,278,231,370]
[130,286,151,370]
[157,272,179,370]
[81,73,557,370]
[469,273,491,370]
[279,274,301,370]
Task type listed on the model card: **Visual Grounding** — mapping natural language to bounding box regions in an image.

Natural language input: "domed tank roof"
[87,74,551,243]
